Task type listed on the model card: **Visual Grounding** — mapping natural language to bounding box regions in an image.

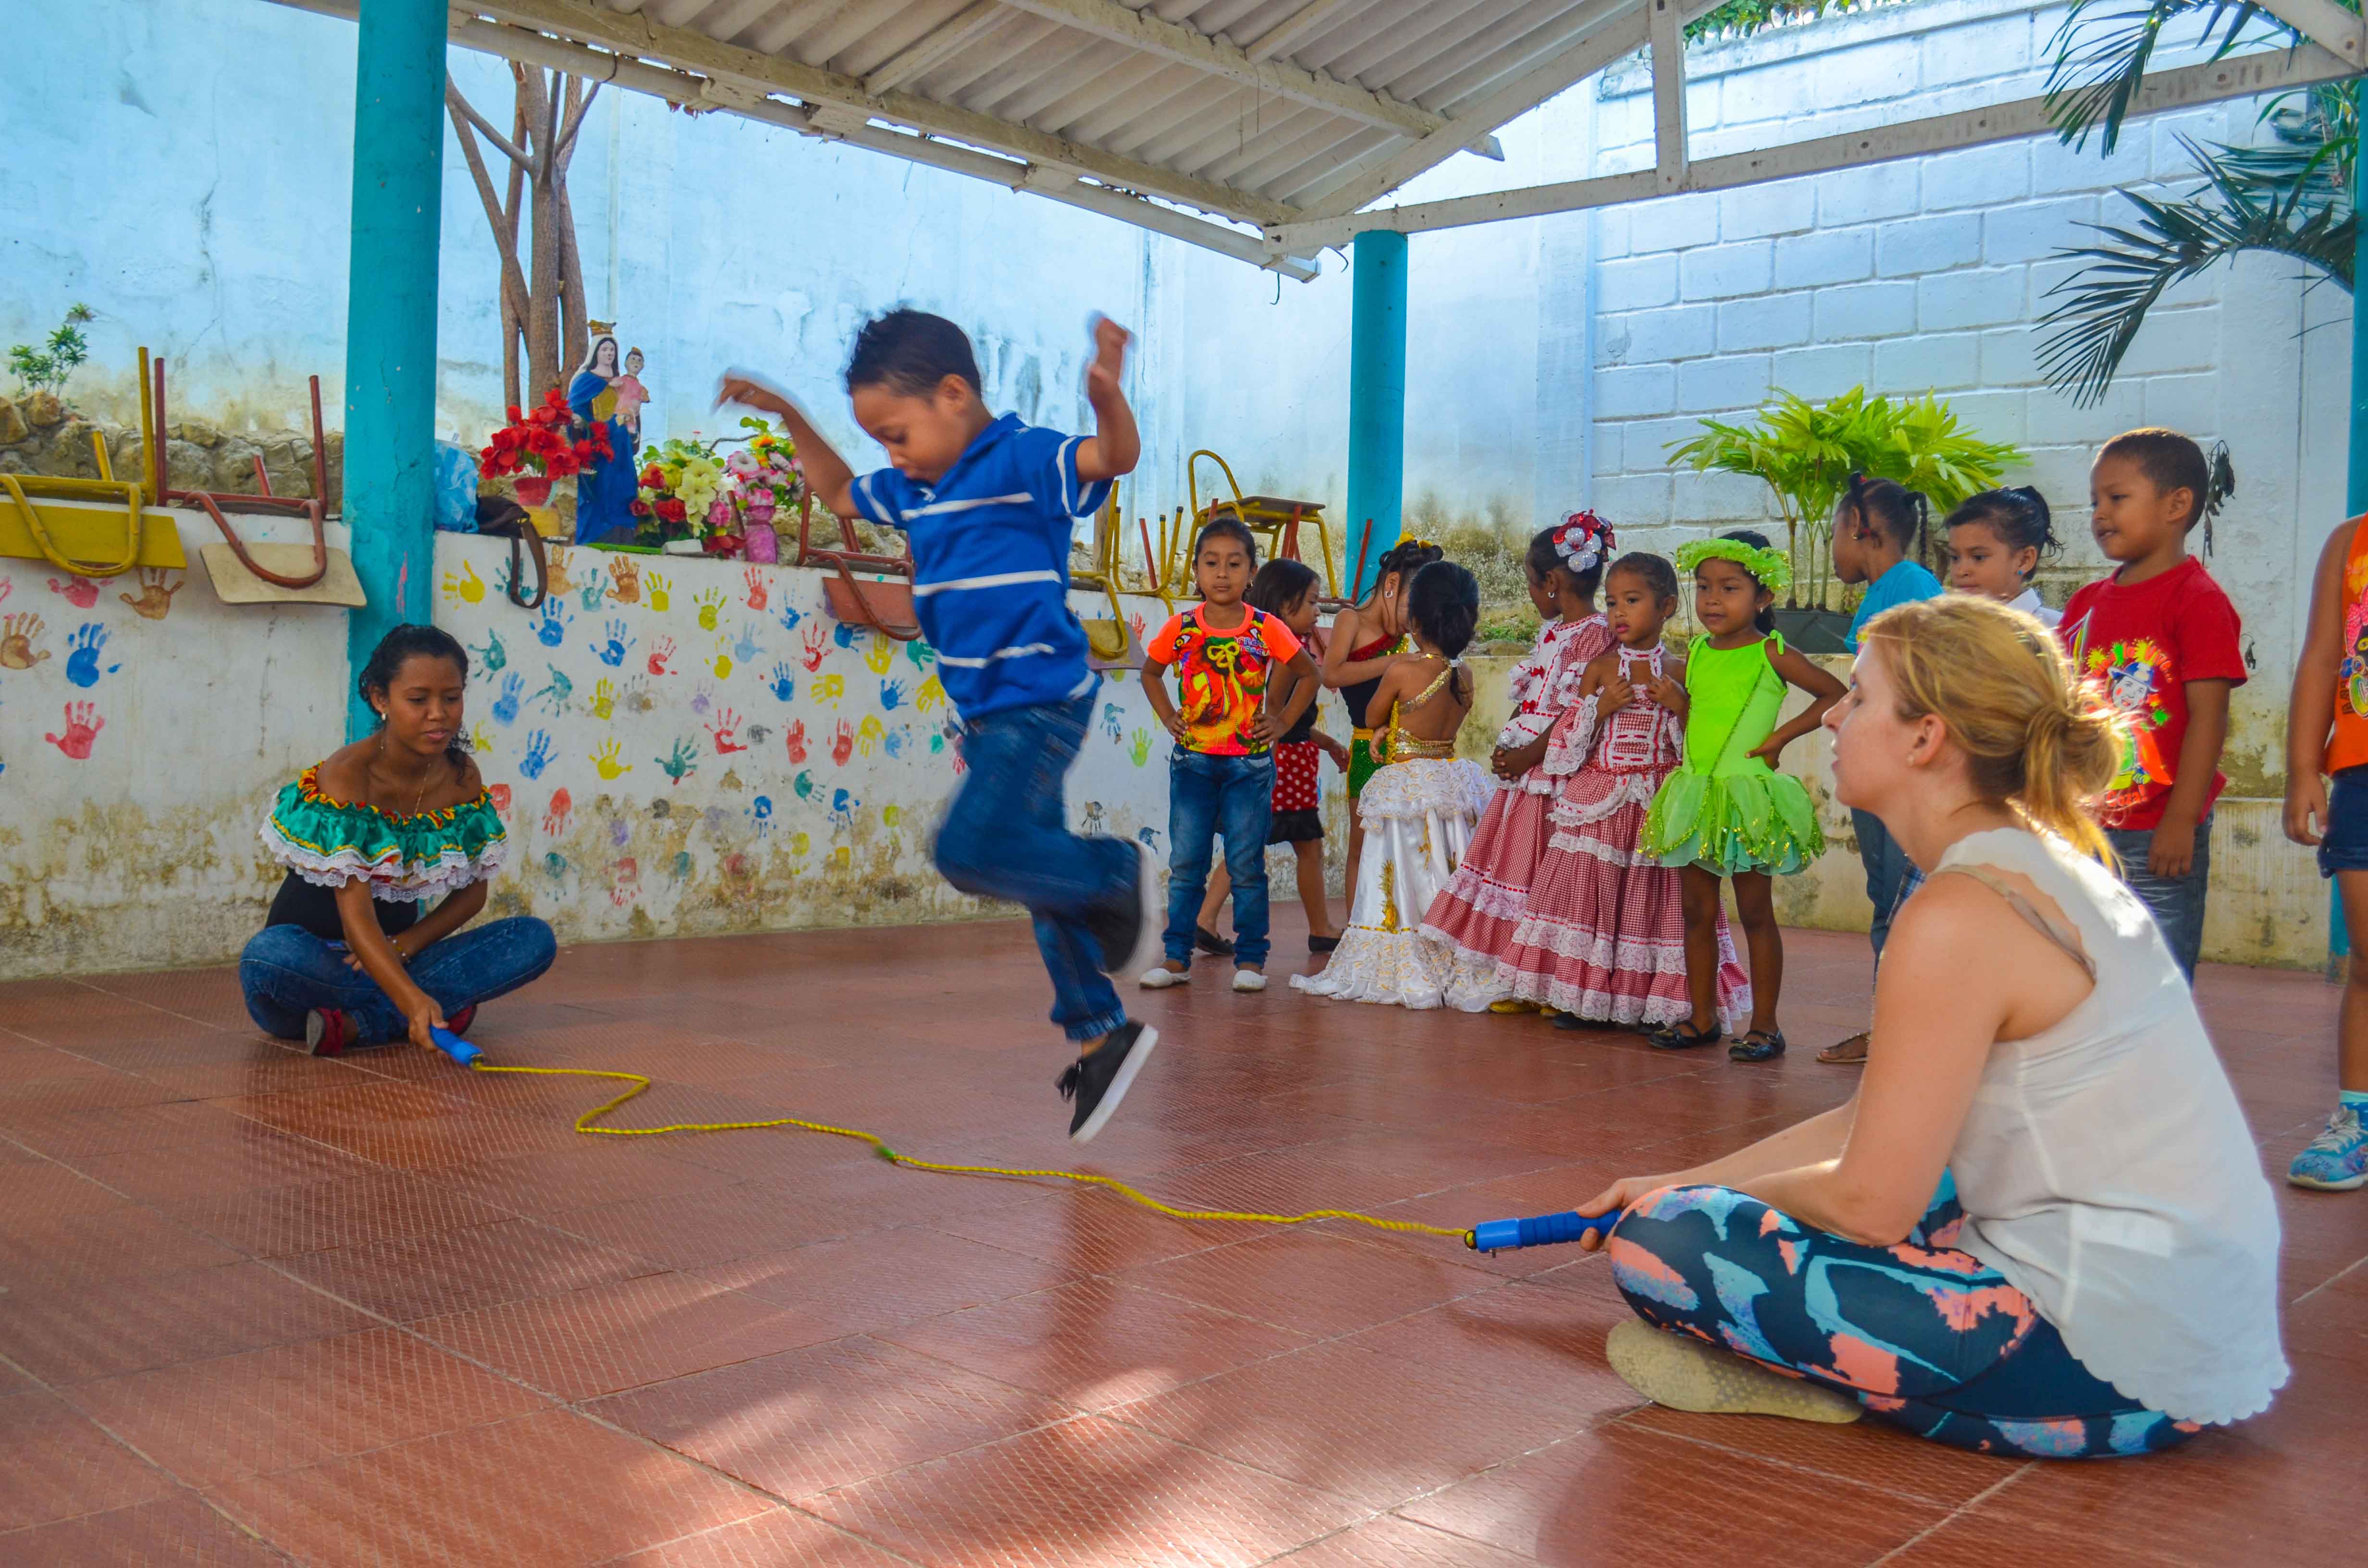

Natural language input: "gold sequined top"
[1380,663,1461,763]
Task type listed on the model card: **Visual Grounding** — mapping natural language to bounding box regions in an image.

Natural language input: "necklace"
[378,736,432,818]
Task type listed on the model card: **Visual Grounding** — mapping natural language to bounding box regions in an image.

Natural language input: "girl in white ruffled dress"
[1294,562,1493,1009]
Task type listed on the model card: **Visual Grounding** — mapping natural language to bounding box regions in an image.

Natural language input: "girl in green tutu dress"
[1642,531,1844,1062]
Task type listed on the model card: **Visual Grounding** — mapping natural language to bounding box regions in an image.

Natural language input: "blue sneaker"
[2287,1106,2368,1191]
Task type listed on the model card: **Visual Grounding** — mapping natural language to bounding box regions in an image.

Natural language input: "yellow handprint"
[816,673,844,706]
[710,638,734,680]
[695,588,726,631]
[443,561,485,604]
[915,674,945,712]
[882,804,903,828]
[645,569,672,612]
[471,720,496,755]
[857,715,884,756]
[789,831,811,857]
[588,678,616,720]
[592,738,632,780]
[863,633,894,675]
[831,845,851,870]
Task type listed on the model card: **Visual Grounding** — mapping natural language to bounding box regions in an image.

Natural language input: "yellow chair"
[0,346,183,576]
[1184,449,1336,601]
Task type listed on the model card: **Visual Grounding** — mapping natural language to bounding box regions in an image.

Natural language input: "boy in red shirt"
[2059,429,2242,978]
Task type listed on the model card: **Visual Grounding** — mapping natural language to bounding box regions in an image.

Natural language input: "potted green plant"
[1666,387,2022,649]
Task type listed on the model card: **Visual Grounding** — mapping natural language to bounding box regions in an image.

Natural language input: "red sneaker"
[304,1008,355,1057]
[444,1004,476,1038]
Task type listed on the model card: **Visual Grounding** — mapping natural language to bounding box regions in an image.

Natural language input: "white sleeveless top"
[1937,827,2286,1425]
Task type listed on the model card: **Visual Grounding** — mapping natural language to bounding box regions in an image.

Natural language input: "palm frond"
[2036,146,2356,405]
[2044,0,2296,153]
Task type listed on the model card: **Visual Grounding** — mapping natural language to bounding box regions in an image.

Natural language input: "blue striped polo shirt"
[847,414,1110,719]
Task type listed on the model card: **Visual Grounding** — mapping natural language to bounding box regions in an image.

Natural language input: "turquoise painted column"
[343,0,446,737]
[2335,152,2368,975]
[1344,229,1408,600]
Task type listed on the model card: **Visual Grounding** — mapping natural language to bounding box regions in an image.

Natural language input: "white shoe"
[1604,1319,1860,1424]
[1101,839,1166,981]
[1138,965,1187,989]
[1231,969,1268,992]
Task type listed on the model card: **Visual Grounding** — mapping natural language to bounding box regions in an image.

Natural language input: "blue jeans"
[1853,808,1913,963]
[239,917,557,1045]
[2107,811,2211,980]
[934,693,1132,1044]
[1163,749,1274,968]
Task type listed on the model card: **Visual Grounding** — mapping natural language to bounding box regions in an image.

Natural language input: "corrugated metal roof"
[465,0,1665,255]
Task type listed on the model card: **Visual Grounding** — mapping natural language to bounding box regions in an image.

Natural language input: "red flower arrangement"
[479,387,613,480]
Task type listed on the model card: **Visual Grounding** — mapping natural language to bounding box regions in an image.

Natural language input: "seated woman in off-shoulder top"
[240,625,553,1056]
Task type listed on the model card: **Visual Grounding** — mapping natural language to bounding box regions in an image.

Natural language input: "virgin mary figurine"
[568,333,636,543]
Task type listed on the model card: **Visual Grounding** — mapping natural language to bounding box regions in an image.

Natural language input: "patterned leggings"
[1608,1180,2200,1458]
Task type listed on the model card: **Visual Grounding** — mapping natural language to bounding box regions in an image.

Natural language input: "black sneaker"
[1055,1021,1158,1143]
[1194,924,1234,956]
[1084,839,1165,980]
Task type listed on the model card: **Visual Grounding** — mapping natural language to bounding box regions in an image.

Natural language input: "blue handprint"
[830,787,859,829]
[879,678,907,711]
[793,771,814,799]
[64,624,118,688]
[883,729,905,759]
[832,620,861,649]
[534,599,572,648]
[519,729,554,780]
[1136,826,1162,850]
[904,638,936,671]
[492,671,524,725]
[776,601,803,632]
[766,663,796,702]
[749,795,774,835]
[1101,702,1123,740]
[579,576,606,612]
[469,631,507,674]
[532,664,573,716]
[731,624,761,664]
[595,618,634,668]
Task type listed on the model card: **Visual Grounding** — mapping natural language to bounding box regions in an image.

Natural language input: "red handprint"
[489,784,512,816]
[543,787,572,836]
[49,576,99,609]
[707,707,748,754]
[783,720,808,764]
[830,718,855,767]
[950,733,967,776]
[647,636,676,677]
[800,622,830,671]
[45,701,104,759]
[743,565,770,611]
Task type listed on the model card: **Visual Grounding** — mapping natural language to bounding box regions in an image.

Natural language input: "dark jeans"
[934,693,1132,1043]
[1853,807,1913,963]
[1163,748,1274,968]
[240,917,557,1045]
[2106,811,2211,980]
[1610,1180,2195,1458]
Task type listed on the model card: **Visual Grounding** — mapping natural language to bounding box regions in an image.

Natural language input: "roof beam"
[464,0,1295,225]
[993,0,1443,139]
[1647,0,1687,192]
[1268,40,2360,251]
[2250,0,2368,68]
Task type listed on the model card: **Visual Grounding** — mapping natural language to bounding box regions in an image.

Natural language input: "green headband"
[1676,537,1791,597]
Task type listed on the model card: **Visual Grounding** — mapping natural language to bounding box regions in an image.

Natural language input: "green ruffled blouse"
[259,764,507,902]
[1641,634,1824,876]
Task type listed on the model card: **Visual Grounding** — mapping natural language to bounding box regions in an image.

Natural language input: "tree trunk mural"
[446,67,601,411]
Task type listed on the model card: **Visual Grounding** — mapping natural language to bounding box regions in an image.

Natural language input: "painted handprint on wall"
[709,639,735,680]
[519,729,554,780]
[776,600,803,633]
[830,718,855,767]
[793,770,814,799]
[830,787,859,831]
[534,599,572,648]
[915,674,945,713]
[863,633,894,675]
[644,569,671,612]
[690,680,715,716]
[694,587,726,631]
[607,555,641,605]
[591,739,632,779]
[648,636,676,677]
[706,707,749,754]
[587,678,616,721]
[492,672,524,725]
[469,630,507,674]
[883,729,905,759]
[117,568,182,621]
[1130,728,1151,766]
[63,624,117,687]
[766,663,796,702]
[1101,702,1123,740]
[542,786,571,834]
[609,857,641,907]
[857,714,884,757]
[49,576,99,609]
[658,738,698,785]
[743,565,769,611]
[595,618,635,667]
[904,637,936,671]
[815,673,844,707]
[544,544,576,597]
[783,720,808,764]
[578,575,607,612]
[800,622,830,671]
[532,665,573,715]
[44,701,104,759]
[1,613,51,669]
[748,795,774,836]
[879,678,907,711]
[731,624,761,665]
[471,720,496,756]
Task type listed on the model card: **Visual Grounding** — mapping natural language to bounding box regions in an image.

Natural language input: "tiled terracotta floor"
[2,917,2362,1566]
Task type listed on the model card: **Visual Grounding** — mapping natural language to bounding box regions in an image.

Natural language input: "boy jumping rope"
[717,310,1163,1141]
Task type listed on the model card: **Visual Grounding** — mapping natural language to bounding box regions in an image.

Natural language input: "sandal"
[1307,934,1340,955]
[1648,1021,1722,1051]
[1730,1029,1788,1064]
[1194,924,1235,957]
[1816,1030,1871,1066]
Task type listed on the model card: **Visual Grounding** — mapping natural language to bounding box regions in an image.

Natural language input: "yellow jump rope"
[462,1053,1479,1245]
